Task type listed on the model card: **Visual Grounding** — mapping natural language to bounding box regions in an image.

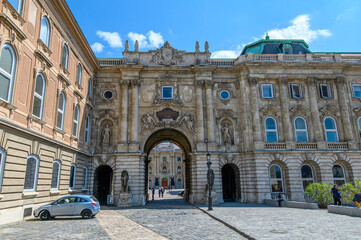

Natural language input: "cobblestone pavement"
[197,202,361,240]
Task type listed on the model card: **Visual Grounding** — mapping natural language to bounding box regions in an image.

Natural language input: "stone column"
[278,77,294,148]
[238,74,252,150]
[120,80,129,143]
[248,77,263,149]
[307,77,324,147]
[130,79,140,143]
[195,80,205,142]
[336,77,356,148]
[205,80,215,142]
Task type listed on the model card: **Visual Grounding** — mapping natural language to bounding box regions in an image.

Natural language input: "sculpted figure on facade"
[121,170,129,192]
[179,114,194,133]
[102,124,111,145]
[141,113,157,134]
[221,124,232,145]
[124,40,129,52]
[134,40,139,52]
[195,41,200,52]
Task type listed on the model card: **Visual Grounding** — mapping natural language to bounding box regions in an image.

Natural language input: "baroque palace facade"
[1,0,361,225]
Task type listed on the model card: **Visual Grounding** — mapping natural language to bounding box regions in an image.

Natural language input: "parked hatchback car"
[34,195,100,220]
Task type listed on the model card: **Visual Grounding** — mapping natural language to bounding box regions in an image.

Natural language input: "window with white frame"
[88,78,92,97]
[61,43,69,69]
[294,117,308,142]
[269,164,284,193]
[0,43,17,103]
[32,73,46,119]
[82,166,88,190]
[69,164,76,189]
[352,84,361,98]
[85,115,90,144]
[0,148,6,192]
[76,64,82,85]
[57,92,65,130]
[73,105,80,138]
[40,16,50,47]
[332,164,346,186]
[177,166,181,173]
[301,165,314,190]
[324,117,339,142]
[319,84,331,98]
[261,84,273,98]
[290,84,303,99]
[24,155,39,192]
[161,86,173,99]
[265,117,278,142]
[8,0,23,14]
[50,160,61,190]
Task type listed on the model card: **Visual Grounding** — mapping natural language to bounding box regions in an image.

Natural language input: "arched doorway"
[94,165,113,204]
[222,164,240,202]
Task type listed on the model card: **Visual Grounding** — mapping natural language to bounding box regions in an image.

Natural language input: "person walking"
[158,187,161,198]
[353,192,361,208]
[161,187,164,198]
[331,185,342,206]
[277,193,285,207]
[151,186,155,201]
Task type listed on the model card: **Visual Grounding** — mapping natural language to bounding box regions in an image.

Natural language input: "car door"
[50,197,77,216]
[72,197,89,215]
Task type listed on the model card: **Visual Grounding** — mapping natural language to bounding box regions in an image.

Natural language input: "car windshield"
[90,196,98,202]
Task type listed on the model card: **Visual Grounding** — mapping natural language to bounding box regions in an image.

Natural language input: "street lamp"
[205,140,213,211]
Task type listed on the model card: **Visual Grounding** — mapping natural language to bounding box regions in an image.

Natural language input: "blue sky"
[67,0,361,58]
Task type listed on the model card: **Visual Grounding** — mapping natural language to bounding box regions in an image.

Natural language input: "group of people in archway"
[151,186,171,200]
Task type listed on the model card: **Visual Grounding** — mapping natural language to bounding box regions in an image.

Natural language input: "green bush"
[304,182,333,208]
[339,180,361,205]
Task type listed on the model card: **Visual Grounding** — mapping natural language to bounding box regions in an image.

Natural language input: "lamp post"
[205,140,213,211]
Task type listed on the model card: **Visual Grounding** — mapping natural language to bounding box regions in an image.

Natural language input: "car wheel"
[81,209,92,219]
[40,211,50,221]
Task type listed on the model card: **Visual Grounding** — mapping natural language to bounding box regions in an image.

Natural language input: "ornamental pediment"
[150,41,185,66]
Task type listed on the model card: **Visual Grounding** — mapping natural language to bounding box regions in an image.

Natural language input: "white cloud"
[211,50,239,59]
[127,30,164,49]
[96,31,123,48]
[266,14,331,43]
[91,42,104,53]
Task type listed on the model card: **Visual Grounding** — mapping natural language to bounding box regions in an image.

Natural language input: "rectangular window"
[0,150,5,191]
[291,84,303,99]
[69,165,76,189]
[261,84,273,98]
[163,157,166,161]
[353,85,361,98]
[319,84,331,98]
[162,86,173,99]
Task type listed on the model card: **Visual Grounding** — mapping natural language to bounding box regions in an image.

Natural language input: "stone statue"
[102,124,111,145]
[195,41,200,52]
[205,41,209,53]
[135,40,139,52]
[171,177,175,186]
[141,113,157,133]
[221,124,232,145]
[121,170,129,192]
[179,114,194,133]
[124,40,129,52]
[207,165,214,191]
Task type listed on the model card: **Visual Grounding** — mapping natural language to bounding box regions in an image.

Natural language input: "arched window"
[0,148,6,192]
[57,92,65,130]
[50,160,61,190]
[324,117,339,142]
[269,164,283,193]
[332,164,346,186]
[82,166,88,190]
[149,166,152,174]
[301,165,314,190]
[76,64,82,85]
[177,166,181,173]
[32,73,46,119]
[73,105,80,138]
[40,16,50,47]
[265,117,278,142]
[162,166,167,173]
[69,164,76,189]
[85,115,90,144]
[177,178,181,185]
[0,43,17,102]
[24,155,40,192]
[88,78,92,97]
[294,117,308,142]
[357,117,361,140]
[61,43,69,69]
[8,0,23,14]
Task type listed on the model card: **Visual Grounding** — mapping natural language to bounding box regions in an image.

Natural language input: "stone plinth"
[117,192,131,207]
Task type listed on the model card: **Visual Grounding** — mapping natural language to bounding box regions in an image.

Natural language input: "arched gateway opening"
[222,163,240,202]
[94,165,113,204]
[144,128,192,201]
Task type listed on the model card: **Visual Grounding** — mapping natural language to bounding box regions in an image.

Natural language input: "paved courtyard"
[0,190,360,240]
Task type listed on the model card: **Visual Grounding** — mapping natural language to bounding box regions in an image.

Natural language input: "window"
[294,117,308,142]
[301,165,314,190]
[32,73,46,119]
[358,117,361,139]
[269,164,284,193]
[219,90,230,100]
[82,167,88,190]
[261,84,273,98]
[69,164,76,189]
[40,16,50,47]
[332,164,346,186]
[163,157,166,161]
[73,105,80,138]
[61,43,69,69]
[177,166,181,173]
[8,0,23,14]
[0,43,17,102]
[88,78,92,97]
[319,84,331,98]
[50,160,61,190]
[0,148,6,192]
[284,47,291,54]
[265,117,278,142]
[76,64,82,85]
[177,178,181,185]
[57,92,65,130]
[177,156,181,161]
[290,84,303,99]
[352,84,361,98]
[149,167,152,174]
[324,117,338,142]
[103,90,113,100]
[161,86,173,99]
[85,115,90,144]
[24,155,39,192]
[162,166,167,173]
